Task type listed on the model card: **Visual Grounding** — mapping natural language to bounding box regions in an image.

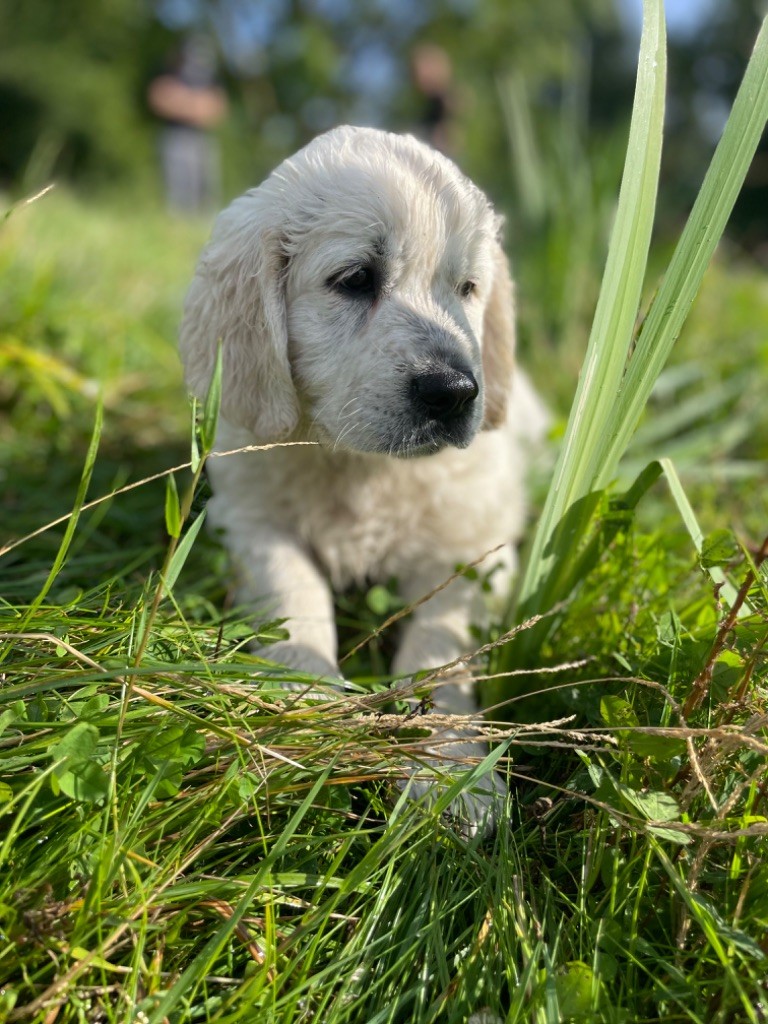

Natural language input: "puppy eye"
[330,266,377,298]
[459,280,477,299]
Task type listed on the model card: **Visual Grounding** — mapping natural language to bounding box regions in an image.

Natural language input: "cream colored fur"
[180,126,547,834]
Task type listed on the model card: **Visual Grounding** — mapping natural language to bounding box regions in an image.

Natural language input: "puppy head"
[179,126,515,450]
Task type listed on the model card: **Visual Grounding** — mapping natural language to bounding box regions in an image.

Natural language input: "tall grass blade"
[652,841,762,1023]
[660,458,744,611]
[200,341,223,453]
[189,396,201,473]
[19,399,103,627]
[603,15,768,477]
[164,472,182,539]
[513,10,768,666]
[161,509,207,597]
[516,0,666,619]
[148,762,335,1021]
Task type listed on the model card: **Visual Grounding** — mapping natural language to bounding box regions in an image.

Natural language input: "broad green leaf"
[656,608,682,645]
[517,0,666,618]
[647,825,692,845]
[140,726,206,799]
[600,695,639,730]
[510,462,662,668]
[555,961,599,1020]
[76,694,110,719]
[615,780,680,822]
[576,750,604,791]
[164,472,182,539]
[54,761,110,803]
[50,721,99,763]
[628,732,687,762]
[200,342,223,453]
[146,759,184,799]
[0,701,26,737]
[50,722,109,802]
[661,458,744,611]
[144,725,205,766]
[162,509,207,596]
[701,528,740,568]
[599,693,684,760]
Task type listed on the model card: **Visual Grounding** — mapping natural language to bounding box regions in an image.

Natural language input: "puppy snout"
[412,366,479,421]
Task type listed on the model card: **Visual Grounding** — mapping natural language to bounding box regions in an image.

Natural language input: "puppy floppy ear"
[179,189,299,440]
[481,241,517,430]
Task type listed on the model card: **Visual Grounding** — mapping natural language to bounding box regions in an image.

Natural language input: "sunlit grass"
[511,4,768,656]
[1,4,768,1020]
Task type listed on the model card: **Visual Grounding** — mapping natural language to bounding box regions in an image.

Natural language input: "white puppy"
[180,126,546,832]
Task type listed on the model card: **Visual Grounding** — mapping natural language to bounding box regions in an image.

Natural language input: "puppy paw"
[252,642,346,701]
[398,732,508,839]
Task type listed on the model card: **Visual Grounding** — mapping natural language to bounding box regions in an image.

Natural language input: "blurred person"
[410,43,457,154]
[147,36,228,213]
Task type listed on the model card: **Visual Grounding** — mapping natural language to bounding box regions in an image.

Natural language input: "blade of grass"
[148,760,336,1022]
[652,841,762,1024]
[660,458,744,611]
[0,183,55,227]
[16,399,103,631]
[161,508,207,596]
[603,15,768,478]
[512,10,768,666]
[517,0,666,618]
[131,351,223,668]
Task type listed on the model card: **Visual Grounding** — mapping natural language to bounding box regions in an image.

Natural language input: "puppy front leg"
[225,526,339,680]
[392,545,516,703]
[392,572,479,710]
[392,559,514,835]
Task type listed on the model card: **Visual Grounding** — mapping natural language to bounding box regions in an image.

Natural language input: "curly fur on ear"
[179,188,299,440]
[481,241,517,431]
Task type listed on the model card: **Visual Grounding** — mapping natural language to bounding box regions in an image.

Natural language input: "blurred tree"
[0,0,168,191]
[0,0,614,198]
[2,0,762,253]
[205,0,617,197]
[398,0,616,202]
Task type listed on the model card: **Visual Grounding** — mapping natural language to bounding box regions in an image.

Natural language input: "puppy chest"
[224,442,525,591]
[298,487,417,588]
[296,476,518,591]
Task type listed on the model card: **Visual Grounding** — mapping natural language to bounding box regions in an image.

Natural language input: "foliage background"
[2,0,766,230]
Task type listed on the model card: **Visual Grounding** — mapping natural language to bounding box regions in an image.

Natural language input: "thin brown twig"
[200,899,274,979]
[683,532,768,716]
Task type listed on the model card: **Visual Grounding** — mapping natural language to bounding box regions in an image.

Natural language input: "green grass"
[510,5,768,659]
[2,14,768,1021]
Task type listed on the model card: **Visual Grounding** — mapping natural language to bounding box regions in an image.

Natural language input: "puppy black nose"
[412,366,479,420]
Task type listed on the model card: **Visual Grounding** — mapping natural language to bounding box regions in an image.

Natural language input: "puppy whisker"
[330,399,365,451]
[332,413,368,452]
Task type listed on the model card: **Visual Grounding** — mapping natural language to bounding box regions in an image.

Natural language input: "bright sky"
[618,0,719,38]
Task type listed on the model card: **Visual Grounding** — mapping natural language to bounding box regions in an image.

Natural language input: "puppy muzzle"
[385,359,481,457]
